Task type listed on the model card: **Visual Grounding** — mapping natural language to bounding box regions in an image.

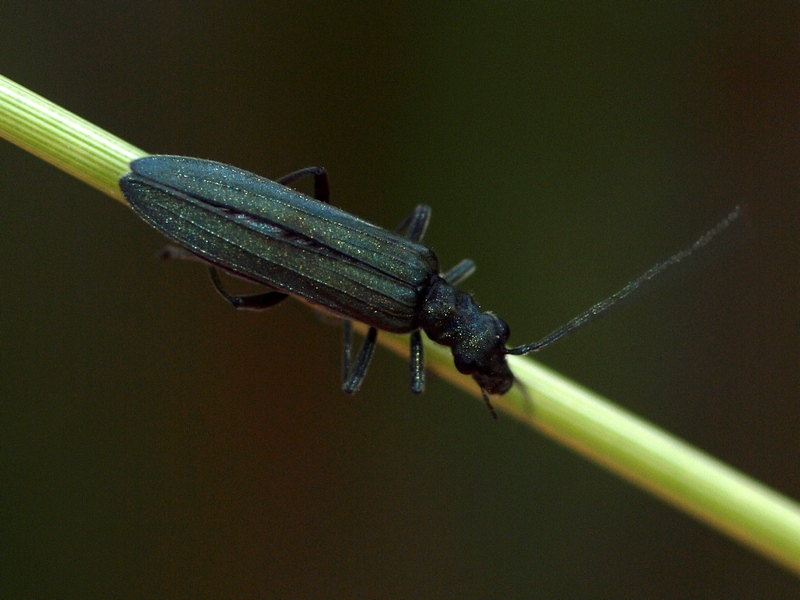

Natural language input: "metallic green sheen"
[120,156,440,332]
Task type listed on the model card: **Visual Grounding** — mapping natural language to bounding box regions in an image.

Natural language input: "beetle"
[119,155,740,417]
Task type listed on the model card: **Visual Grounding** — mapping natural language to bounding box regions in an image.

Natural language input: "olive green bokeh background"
[1,2,798,597]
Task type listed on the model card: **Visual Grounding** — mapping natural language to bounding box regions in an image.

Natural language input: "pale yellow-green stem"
[0,74,143,201]
[2,73,799,576]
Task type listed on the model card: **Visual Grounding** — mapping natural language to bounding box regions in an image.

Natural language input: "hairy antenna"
[506,206,742,356]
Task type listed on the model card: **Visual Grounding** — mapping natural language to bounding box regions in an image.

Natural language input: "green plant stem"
[2,73,800,576]
[0,74,144,201]
[377,328,800,574]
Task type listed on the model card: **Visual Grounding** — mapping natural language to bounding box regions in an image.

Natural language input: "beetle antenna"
[506,206,742,356]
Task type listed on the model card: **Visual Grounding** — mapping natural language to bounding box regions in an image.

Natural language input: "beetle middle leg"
[392,205,476,286]
[392,205,474,394]
[399,207,476,392]
[276,166,382,395]
[390,204,438,394]
[337,205,434,395]
[393,204,431,242]
[341,320,378,394]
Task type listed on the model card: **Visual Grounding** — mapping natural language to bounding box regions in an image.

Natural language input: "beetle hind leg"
[208,267,288,310]
[277,167,330,203]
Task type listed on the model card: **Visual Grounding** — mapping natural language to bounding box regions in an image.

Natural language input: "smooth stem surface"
[368,309,800,574]
[0,74,144,201]
[3,72,800,577]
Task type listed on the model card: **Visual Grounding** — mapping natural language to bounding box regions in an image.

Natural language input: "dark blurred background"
[1,2,798,598]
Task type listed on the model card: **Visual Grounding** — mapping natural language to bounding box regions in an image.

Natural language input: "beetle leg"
[156,244,201,262]
[157,245,257,284]
[208,267,288,310]
[393,204,431,242]
[391,206,433,393]
[341,324,378,394]
[409,330,425,394]
[277,167,330,203]
[342,320,353,384]
[442,259,476,286]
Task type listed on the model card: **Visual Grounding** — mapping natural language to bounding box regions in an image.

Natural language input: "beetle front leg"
[442,259,476,286]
